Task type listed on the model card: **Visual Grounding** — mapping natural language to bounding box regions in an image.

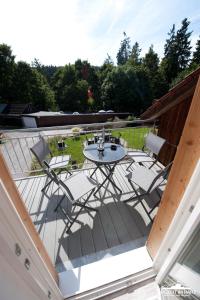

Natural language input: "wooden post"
[147,76,200,258]
[0,152,58,284]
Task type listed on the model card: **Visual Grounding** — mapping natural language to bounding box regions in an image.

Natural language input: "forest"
[0,18,200,116]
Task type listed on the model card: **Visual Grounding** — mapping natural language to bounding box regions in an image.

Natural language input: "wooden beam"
[146,85,195,121]
[147,76,200,258]
[0,152,58,284]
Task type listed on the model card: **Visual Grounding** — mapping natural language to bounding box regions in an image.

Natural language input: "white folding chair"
[127,132,166,170]
[51,170,97,233]
[30,136,71,192]
[125,162,173,222]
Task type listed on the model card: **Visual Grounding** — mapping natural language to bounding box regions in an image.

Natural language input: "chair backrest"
[148,161,173,193]
[145,132,166,156]
[50,169,75,202]
[30,137,51,167]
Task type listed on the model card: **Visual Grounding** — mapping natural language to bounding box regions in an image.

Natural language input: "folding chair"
[127,132,166,170]
[125,162,173,222]
[30,136,72,192]
[51,170,97,233]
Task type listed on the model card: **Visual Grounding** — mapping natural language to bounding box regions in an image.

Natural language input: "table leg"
[93,163,122,197]
[90,165,99,179]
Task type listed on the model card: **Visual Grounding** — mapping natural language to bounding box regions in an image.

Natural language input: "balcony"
[1,120,166,272]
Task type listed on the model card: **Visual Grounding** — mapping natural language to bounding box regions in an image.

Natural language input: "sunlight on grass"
[112,127,150,149]
[48,127,150,166]
[30,127,151,174]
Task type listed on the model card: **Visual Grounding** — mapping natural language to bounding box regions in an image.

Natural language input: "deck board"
[14,161,166,270]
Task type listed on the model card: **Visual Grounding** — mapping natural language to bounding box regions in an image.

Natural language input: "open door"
[0,152,63,299]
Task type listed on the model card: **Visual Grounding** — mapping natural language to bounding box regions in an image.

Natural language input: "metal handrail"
[0,120,155,179]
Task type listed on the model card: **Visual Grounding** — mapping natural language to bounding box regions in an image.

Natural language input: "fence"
[0,120,155,179]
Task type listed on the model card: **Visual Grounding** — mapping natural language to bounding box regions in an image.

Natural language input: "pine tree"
[161,18,192,83]
[176,18,192,69]
[143,45,159,73]
[143,45,168,99]
[192,37,200,65]
[128,42,141,66]
[116,32,131,65]
[103,54,114,65]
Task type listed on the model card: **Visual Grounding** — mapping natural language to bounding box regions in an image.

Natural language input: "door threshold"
[59,246,154,299]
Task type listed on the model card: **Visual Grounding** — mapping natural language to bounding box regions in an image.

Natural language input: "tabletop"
[83,143,127,164]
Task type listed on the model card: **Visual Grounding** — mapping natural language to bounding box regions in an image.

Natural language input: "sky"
[0,0,200,66]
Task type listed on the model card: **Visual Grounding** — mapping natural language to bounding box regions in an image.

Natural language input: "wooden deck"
[14,161,165,272]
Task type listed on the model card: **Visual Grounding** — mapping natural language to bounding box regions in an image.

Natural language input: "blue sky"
[0,0,200,66]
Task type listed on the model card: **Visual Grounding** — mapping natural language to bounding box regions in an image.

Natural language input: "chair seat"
[60,172,96,202]
[127,150,154,163]
[49,155,71,169]
[126,166,164,192]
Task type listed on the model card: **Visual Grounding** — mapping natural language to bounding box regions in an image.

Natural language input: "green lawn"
[31,127,150,174]
[112,127,150,149]
[48,133,93,168]
[47,127,150,167]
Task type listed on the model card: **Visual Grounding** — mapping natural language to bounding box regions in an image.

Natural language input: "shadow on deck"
[14,162,165,272]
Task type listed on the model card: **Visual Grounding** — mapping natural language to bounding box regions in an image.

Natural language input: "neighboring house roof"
[23,111,64,117]
[141,67,200,120]
[7,103,33,115]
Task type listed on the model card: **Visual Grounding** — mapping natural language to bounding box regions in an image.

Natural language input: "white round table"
[83,143,127,196]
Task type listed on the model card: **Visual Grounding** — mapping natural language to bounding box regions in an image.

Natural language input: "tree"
[31,58,59,85]
[99,54,114,81]
[116,32,131,65]
[192,37,200,65]
[176,18,192,69]
[12,61,56,110]
[58,80,88,112]
[52,64,91,112]
[161,18,192,83]
[143,45,168,99]
[0,44,15,101]
[143,45,159,73]
[101,65,152,115]
[103,54,114,65]
[128,42,142,66]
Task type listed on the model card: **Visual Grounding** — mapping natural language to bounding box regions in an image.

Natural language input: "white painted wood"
[154,160,200,284]
[111,281,161,300]
[0,250,40,300]
[0,179,63,300]
[59,246,153,298]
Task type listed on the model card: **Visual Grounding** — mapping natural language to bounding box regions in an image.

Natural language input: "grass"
[30,127,150,174]
[48,127,150,166]
[48,133,93,168]
[112,127,150,149]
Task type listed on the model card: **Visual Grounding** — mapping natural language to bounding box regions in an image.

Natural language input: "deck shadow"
[55,201,151,271]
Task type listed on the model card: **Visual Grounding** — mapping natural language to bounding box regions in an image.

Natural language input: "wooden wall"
[147,76,200,257]
[158,96,192,165]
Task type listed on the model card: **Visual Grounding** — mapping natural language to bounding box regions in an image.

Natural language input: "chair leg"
[41,177,53,192]
[149,159,157,169]
[149,188,161,215]
[126,160,134,171]
[90,166,98,179]
[54,194,65,212]
[125,181,153,222]
[66,188,96,233]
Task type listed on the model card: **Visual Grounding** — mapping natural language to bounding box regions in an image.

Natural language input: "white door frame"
[0,179,63,300]
[153,159,200,285]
